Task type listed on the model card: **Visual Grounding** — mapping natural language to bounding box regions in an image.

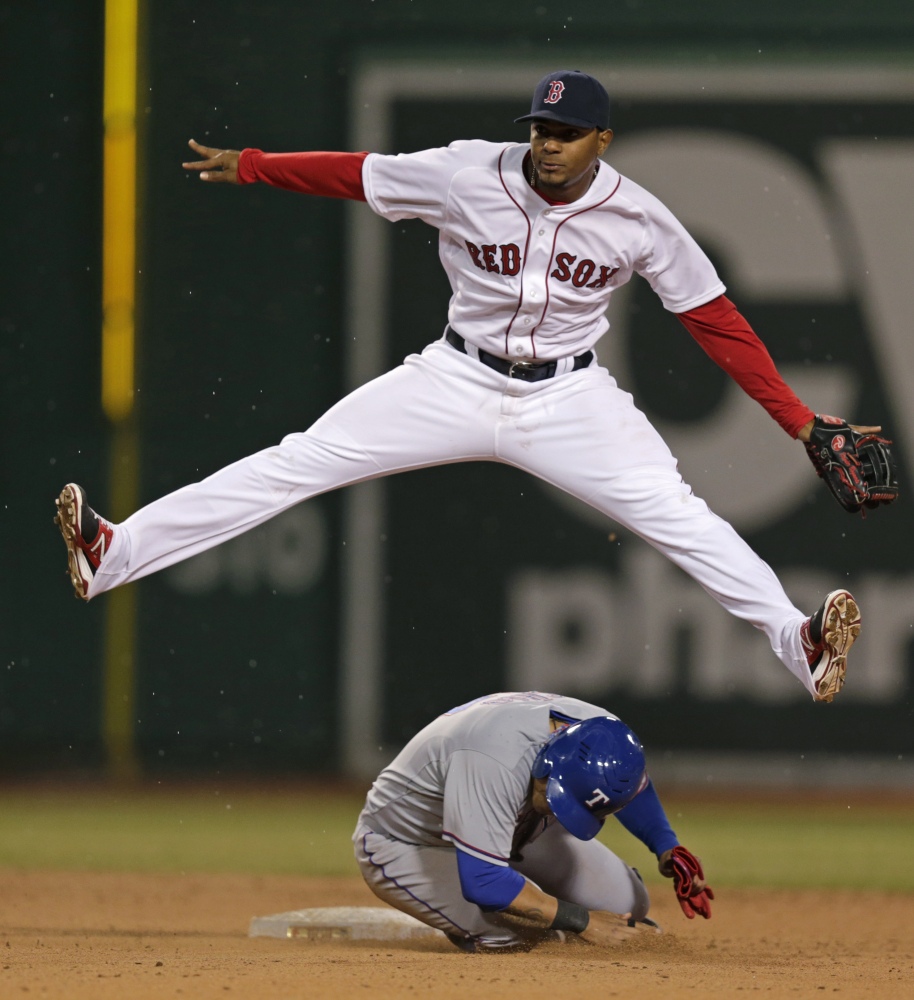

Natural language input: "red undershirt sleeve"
[237,149,369,201]
[676,294,815,438]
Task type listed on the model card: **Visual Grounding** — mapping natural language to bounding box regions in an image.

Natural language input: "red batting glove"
[669,846,714,920]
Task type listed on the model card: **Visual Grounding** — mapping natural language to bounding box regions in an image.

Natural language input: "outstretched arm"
[676,294,813,436]
[677,295,883,441]
[182,139,368,200]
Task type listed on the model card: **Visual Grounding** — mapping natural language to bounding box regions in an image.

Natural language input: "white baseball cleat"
[800,589,861,703]
[54,483,114,601]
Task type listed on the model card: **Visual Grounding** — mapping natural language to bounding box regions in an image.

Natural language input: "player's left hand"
[659,845,714,920]
[800,415,899,514]
[182,139,241,183]
[796,418,882,442]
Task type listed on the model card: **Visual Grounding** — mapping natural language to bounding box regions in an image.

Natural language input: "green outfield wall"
[3,2,914,777]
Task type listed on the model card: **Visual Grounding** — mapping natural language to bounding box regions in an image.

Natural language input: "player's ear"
[598,129,614,154]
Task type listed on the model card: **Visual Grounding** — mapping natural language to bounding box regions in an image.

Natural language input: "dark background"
[380,94,912,747]
[3,1,913,776]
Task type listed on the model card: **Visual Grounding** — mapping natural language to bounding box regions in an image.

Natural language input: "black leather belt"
[445,327,593,382]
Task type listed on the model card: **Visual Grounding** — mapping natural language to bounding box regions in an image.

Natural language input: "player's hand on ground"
[183,139,241,183]
[577,910,640,946]
[659,846,714,919]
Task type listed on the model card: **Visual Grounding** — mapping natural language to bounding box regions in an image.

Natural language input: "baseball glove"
[661,846,714,920]
[804,415,899,514]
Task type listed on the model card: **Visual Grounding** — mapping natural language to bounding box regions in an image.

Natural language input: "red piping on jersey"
[442,830,510,864]
[497,149,533,354]
[530,173,623,356]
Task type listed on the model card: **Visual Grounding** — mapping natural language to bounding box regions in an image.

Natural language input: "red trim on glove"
[677,295,814,439]
[237,149,369,201]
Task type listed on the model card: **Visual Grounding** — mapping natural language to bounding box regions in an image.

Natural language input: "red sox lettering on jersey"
[550,252,620,289]
[363,140,724,360]
[464,240,620,289]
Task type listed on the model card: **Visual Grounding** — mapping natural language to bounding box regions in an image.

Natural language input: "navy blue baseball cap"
[515,70,610,130]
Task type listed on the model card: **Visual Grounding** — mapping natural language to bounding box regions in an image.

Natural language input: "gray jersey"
[358,691,613,866]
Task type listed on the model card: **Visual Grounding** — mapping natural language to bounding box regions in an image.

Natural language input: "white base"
[248,906,445,942]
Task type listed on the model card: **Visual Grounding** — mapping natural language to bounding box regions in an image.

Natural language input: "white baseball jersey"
[90,135,817,702]
[358,691,611,865]
[363,141,725,360]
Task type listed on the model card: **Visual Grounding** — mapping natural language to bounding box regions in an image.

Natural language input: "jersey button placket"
[511,210,555,357]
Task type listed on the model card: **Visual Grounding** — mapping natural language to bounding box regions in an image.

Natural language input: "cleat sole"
[812,591,860,702]
[55,485,90,601]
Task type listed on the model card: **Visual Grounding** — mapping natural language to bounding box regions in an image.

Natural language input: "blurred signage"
[345,62,914,767]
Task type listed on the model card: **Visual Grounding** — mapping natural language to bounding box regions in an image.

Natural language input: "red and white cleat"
[54,483,114,601]
[800,589,861,703]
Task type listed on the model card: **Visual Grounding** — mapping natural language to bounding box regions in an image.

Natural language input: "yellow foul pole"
[103,0,137,420]
[101,0,140,780]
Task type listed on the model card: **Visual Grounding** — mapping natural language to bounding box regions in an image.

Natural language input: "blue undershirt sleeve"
[455,849,526,911]
[613,779,679,857]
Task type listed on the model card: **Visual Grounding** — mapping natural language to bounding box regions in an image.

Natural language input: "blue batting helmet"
[532,717,648,840]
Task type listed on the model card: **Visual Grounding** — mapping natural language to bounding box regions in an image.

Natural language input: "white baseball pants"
[89,336,813,696]
[353,821,650,950]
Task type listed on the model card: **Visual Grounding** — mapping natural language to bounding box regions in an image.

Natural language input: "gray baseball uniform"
[353,691,656,950]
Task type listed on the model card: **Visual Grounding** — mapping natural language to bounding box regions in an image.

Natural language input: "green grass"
[1,786,912,892]
[600,797,914,893]
[0,785,365,876]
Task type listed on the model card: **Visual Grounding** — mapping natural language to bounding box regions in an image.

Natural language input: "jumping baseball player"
[55,70,898,702]
[354,690,713,951]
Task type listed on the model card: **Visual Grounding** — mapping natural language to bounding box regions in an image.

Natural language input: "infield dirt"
[1,870,912,999]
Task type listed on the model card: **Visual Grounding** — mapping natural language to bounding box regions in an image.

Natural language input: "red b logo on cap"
[544,80,565,104]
